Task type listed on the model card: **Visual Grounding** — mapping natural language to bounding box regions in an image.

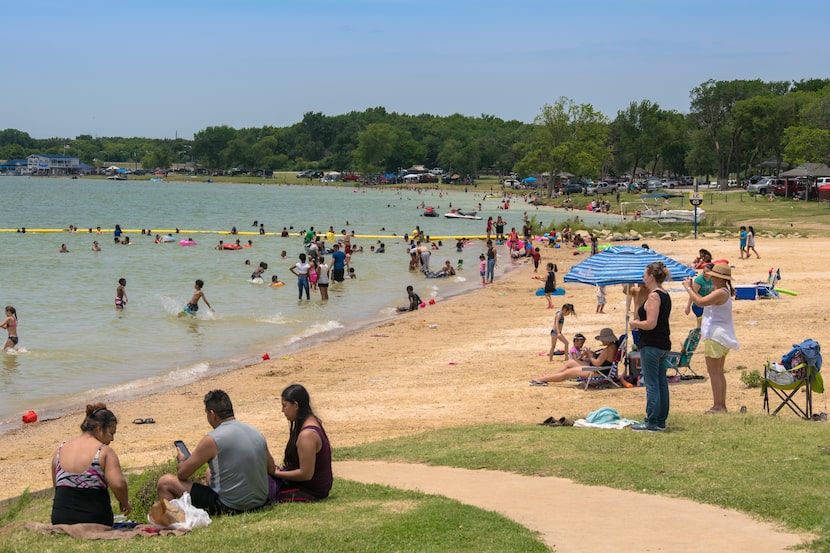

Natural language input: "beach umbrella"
[564,245,694,287]
[564,245,696,349]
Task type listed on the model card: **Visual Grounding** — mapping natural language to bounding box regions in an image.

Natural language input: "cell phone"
[173,440,190,460]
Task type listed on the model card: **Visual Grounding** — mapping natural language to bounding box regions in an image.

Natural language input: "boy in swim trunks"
[180,279,213,317]
[115,278,127,310]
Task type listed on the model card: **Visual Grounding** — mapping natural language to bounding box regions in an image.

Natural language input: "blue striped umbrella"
[564,245,695,286]
[564,246,696,355]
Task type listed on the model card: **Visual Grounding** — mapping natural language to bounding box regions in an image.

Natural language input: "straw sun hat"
[595,328,617,343]
[704,263,733,281]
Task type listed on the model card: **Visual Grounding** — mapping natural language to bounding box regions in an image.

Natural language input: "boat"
[621,198,705,224]
[638,208,705,223]
[444,210,482,220]
[422,207,439,217]
[106,174,127,181]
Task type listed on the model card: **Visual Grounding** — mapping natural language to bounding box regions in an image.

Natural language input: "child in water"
[180,279,213,317]
[115,278,128,310]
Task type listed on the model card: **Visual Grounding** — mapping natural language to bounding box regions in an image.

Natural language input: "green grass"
[3,415,830,551]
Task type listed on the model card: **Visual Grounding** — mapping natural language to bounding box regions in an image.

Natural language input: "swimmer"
[270,275,285,288]
[1,305,19,352]
[115,278,128,310]
[179,279,213,317]
[251,262,268,280]
[59,244,69,253]
[92,241,101,251]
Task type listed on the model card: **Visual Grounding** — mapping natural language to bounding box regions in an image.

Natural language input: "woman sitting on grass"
[270,384,332,502]
[531,328,618,386]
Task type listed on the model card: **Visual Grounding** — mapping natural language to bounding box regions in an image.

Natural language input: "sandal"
[132,418,156,424]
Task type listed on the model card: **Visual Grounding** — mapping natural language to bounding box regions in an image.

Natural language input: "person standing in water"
[180,279,213,317]
[1,306,19,352]
[115,278,128,311]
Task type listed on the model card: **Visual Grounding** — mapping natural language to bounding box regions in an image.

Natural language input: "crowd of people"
[526,234,743,433]
[52,385,332,526]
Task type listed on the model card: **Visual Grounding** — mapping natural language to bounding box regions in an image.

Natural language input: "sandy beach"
[1,232,826,507]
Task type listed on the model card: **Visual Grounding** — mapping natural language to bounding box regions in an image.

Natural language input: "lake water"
[0,176,608,432]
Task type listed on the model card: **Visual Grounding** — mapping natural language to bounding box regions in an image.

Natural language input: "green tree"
[520,97,610,197]
[688,79,773,184]
[353,123,400,174]
[783,127,830,165]
[193,125,237,168]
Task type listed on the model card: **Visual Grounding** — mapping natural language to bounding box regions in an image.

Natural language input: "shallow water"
[0,176,608,431]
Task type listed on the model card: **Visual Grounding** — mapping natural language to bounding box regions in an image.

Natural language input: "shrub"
[740,369,763,388]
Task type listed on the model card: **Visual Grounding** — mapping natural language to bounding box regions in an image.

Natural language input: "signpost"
[689,192,703,239]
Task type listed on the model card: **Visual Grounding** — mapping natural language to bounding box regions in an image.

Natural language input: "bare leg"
[705,356,728,412]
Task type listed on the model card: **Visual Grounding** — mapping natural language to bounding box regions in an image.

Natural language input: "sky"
[2,0,828,139]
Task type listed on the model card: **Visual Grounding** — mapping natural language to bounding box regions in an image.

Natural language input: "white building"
[27,154,80,175]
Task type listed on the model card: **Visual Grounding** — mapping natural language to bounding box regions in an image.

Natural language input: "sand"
[1,233,824,550]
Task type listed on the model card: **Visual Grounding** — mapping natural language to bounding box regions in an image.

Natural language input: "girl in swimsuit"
[548,303,575,361]
[2,305,18,351]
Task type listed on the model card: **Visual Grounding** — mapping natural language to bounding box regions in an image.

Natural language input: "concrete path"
[335,461,809,553]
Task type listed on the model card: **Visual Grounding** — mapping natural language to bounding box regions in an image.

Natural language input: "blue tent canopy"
[522,176,537,182]
[564,246,695,287]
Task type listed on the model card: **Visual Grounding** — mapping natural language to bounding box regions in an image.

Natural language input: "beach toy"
[775,288,798,296]
[262,353,270,360]
[713,259,729,265]
[535,288,545,296]
[180,239,197,246]
[448,361,457,365]
[429,298,436,305]
[22,410,37,423]
[552,288,566,296]
[554,244,560,248]
[420,302,426,308]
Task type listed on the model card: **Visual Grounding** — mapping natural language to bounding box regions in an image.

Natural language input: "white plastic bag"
[169,492,211,530]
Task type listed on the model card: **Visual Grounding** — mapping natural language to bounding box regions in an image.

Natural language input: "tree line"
[2,78,828,187]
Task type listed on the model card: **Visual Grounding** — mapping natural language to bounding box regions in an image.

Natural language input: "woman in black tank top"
[629,262,672,432]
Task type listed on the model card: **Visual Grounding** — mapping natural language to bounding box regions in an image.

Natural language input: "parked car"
[560,182,583,194]
[773,178,804,197]
[297,170,322,179]
[646,177,662,190]
[747,177,796,196]
[585,181,619,195]
[342,173,361,181]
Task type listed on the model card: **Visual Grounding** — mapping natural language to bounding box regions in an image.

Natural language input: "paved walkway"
[335,461,809,553]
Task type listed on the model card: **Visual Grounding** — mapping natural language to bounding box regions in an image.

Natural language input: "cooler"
[735,285,758,301]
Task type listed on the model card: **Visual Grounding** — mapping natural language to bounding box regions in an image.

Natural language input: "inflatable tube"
[536,287,566,296]
[222,244,242,250]
[180,240,197,246]
[774,287,798,296]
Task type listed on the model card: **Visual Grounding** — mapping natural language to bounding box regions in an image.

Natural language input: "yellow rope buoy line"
[0,229,489,241]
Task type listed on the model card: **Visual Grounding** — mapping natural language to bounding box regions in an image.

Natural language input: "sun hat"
[595,328,617,343]
[704,263,733,281]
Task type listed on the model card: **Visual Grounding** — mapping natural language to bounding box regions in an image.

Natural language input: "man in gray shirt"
[157,389,276,514]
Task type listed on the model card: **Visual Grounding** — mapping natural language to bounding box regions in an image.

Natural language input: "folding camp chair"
[581,334,626,390]
[756,267,781,299]
[667,327,702,379]
[762,339,823,419]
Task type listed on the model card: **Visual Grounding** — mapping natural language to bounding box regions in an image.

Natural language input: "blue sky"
[2,0,828,139]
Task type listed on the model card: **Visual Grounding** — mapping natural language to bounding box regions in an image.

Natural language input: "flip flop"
[132,418,156,424]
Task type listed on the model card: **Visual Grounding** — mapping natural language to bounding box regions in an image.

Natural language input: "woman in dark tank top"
[629,262,672,432]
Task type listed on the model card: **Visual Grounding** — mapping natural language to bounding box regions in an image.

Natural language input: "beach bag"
[765,362,794,386]
[149,492,211,530]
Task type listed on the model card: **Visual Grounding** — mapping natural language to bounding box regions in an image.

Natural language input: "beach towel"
[26,522,188,539]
